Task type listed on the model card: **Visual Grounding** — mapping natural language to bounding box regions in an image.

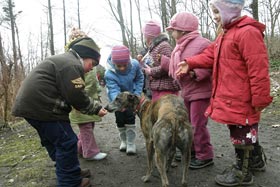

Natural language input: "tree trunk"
[8,0,17,75]
[250,0,259,21]
[170,0,176,17]
[106,0,129,47]
[15,23,24,76]
[77,0,81,29]
[48,0,55,55]
[0,34,11,128]
[117,0,129,47]
[129,0,136,57]
[63,0,67,46]
[160,0,168,30]
[135,0,144,49]
[40,22,44,61]
[147,0,153,19]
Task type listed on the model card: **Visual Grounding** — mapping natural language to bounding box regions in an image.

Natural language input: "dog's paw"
[141,175,150,183]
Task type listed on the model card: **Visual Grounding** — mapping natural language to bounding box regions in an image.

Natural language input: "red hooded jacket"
[186,16,273,126]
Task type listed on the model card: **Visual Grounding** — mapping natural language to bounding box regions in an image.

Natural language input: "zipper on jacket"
[212,33,225,98]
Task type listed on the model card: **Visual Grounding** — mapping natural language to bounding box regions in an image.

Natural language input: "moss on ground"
[260,70,280,124]
[0,122,55,187]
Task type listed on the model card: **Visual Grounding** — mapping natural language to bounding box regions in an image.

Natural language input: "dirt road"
[78,85,280,187]
[1,72,279,187]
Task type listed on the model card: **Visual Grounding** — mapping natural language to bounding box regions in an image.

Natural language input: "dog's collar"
[135,96,146,113]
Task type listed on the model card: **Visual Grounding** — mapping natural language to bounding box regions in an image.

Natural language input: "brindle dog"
[105,92,193,187]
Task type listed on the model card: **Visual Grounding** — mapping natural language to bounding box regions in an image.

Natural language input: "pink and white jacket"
[161,31,212,102]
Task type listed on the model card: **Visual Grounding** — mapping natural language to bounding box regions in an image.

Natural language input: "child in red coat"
[176,0,273,186]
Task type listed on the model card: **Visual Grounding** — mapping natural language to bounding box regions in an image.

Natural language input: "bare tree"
[40,21,45,61]
[266,0,280,38]
[250,0,259,20]
[26,32,41,74]
[160,0,168,30]
[0,33,13,128]
[135,0,145,48]
[77,0,81,29]
[63,0,67,46]
[169,0,177,17]
[203,0,213,39]
[147,0,153,19]
[48,0,55,55]
[105,0,129,47]
[1,0,26,128]
[128,0,136,57]
[3,0,18,74]
[260,0,280,58]
[14,21,24,75]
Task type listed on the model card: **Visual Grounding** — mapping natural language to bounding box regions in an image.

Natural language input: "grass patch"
[262,95,280,122]
[0,122,55,187]
[261,71,280,124]
[270,59,280,70]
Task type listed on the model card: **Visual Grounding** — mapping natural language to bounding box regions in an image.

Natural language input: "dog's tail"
[172,118,180,146]
[163,118,179,146]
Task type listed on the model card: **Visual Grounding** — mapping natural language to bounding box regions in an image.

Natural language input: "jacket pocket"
[52,98,72,115]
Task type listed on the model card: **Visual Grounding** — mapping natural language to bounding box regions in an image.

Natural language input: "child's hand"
[156,54,161,62]
[98,108,107,117]
[254,106,265,112]
[189,70,196,79]
[176,61,189,79]
[143,66,151,75]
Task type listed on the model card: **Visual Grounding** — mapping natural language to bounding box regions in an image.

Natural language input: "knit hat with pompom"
[66,28,100,63]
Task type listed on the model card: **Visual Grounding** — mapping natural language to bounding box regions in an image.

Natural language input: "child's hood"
[236,15,266,33]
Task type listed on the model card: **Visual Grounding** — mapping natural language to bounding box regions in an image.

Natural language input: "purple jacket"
[148,33,180,92]
[161,34,211,102]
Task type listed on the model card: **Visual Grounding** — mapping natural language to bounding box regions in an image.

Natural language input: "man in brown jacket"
[12,37,107,187]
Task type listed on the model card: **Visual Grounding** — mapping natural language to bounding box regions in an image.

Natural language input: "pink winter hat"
[210,0,245,26]
[142,20,161,38]
[166,12,198,32]
[111,45,130,65]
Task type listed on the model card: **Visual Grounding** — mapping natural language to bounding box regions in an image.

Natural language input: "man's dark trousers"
[26,118,82,187]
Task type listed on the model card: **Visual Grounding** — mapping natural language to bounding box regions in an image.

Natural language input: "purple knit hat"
[166,12,198,32]
[142,20,161,38]
[210,0,245,26]
[111,45,130,65]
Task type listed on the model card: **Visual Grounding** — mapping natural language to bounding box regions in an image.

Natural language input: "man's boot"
[81,168,91,178]
[250,142,266,171]
[80,178,91,187]
[215,145,254,186]
[118,127,127,152]
[125,124,137,155]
